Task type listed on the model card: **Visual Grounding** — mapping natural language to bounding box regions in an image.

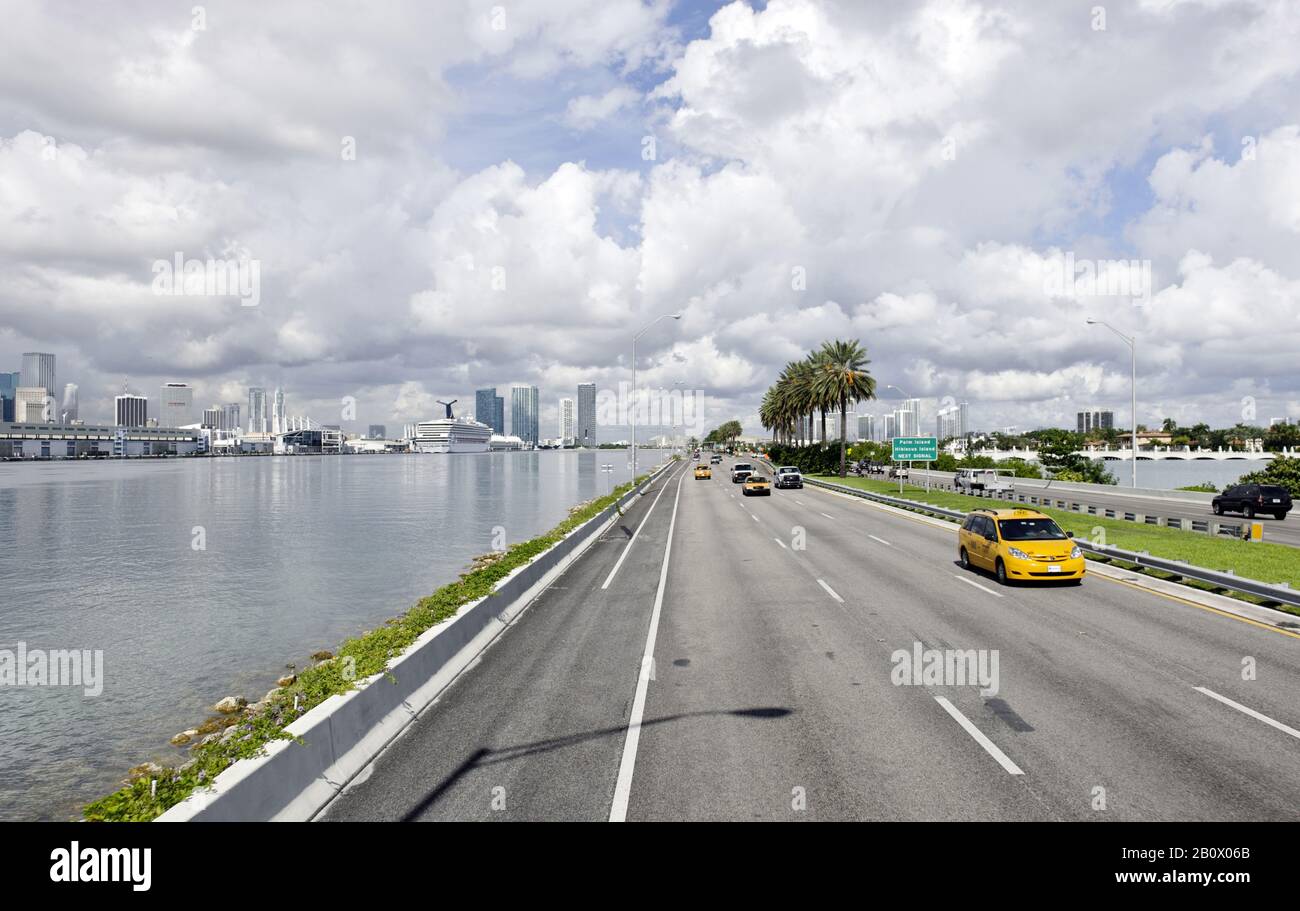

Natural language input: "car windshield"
[997,518,1068,541]
[778,467,799,473]
[748,475,766,482]
[734,464,753,470]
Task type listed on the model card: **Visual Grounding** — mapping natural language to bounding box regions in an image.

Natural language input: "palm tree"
[812,339,876,476]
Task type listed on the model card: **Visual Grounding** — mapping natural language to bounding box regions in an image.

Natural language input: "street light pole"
[1087,318,1138,489]
[886,383,925,494]
[631,312,681,479]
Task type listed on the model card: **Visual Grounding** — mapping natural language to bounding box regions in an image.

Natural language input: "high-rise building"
[20,353,56,401]
[247,387,267,433]
[160,383,193,427]
[475,388,504,434]
[272,388,286,435]
[115,392,148,427]
[558,397,575,441]
[884,414,897,440]
[511,384,539,446]
[1077,409,1115,434]
[368,424,386,439]
[223,403,241,432]
[576,383,597,446]
[0,371,19,422]
[858,414,876,442]
[15,387,52,422]
[202,406,223,428]
[60,383,78,423]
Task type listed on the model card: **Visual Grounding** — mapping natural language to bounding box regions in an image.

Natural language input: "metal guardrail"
[804,476,1300,610]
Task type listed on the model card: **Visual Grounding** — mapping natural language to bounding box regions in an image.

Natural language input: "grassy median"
[83,470,654,822]
[813,475,1300,610]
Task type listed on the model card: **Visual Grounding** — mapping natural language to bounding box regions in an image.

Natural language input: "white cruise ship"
[413,401,493,453]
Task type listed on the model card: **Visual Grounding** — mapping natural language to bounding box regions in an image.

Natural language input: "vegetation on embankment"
[813,474,1300,611]
[83,471,654,822]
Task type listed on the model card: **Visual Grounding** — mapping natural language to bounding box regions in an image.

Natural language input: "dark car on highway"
[1212,483,1292,520]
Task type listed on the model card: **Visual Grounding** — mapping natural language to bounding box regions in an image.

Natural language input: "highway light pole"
[631,312,681,479]
[1086,318,1138,489]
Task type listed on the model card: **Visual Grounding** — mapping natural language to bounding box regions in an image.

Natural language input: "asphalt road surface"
[321,457,1300,821]
[906,467,1300,549]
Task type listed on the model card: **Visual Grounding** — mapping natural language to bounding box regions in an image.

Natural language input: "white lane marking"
[952,574,1004,598]
[751,514,760,523]
[609,466,686,822]
[1193,686,1300,741]
[601,464,682,590]
[817,579,844,603]
[794,499,806,506]
[934,696,1024,776]
[820,512,835,520]
[774,538,788,549]
[868,534,892,547]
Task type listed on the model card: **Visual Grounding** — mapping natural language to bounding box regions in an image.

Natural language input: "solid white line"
[820,512,835,520]
[600,464,681,591]
[609,467,686,822]
[817,579,844,603]
[934,696,1024,775]
[952,574,1004,598]
[774,538,788,549]
[868,534,892,547]
[1193,686,1300,740]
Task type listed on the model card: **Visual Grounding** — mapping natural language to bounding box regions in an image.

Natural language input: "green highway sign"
[891,436,938,462]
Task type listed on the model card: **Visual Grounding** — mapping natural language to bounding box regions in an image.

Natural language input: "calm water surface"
[0,451,661,820]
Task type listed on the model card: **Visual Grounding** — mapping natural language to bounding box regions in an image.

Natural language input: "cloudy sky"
[2,0,1298,439]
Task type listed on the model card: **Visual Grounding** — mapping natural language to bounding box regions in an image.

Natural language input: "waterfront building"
[511,384,539,447]
[559,397,575,442]
[202,406,223,428]
[160,383,194,427]
[15,386,52,422]
[223,403,241,432]
[115,392,148,427]
[0,421,201,458]
[577,382,597,447]
[489,433,526,451]
[20,352,56,401]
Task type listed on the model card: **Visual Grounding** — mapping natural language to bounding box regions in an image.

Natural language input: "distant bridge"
[964,446,1296,462]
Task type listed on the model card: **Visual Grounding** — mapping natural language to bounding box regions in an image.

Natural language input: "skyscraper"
[858,414,876,442]
[0,372,19,422]
[115,392,148,427]
[577,382,597,447]
[61,383,78,423]
[15,387,52,422]
[202,406,223,429]
[272,388,286,434]
[248,387,266,433]
[20,352,56,401]
[223,403,241,431]
[511,384,539,446]
[160,383,194,427]
[475,388,504,434]
[368,424,386,439]
[558,397,575,441]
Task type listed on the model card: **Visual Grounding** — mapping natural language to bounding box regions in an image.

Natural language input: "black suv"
[1212,484,1292,520]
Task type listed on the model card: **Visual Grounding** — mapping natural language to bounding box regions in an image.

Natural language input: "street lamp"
[631,312,682,478]
[1086,318,1138,489]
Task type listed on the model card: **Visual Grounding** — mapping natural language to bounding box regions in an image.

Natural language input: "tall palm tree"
[812,339,876,476]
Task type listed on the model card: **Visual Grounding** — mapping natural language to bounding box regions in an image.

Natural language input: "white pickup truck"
[954,468,1016,495]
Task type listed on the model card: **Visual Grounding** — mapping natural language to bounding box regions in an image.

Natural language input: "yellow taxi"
[694,464,712,480]
[742,474,771,496]
[957,508,1084,585]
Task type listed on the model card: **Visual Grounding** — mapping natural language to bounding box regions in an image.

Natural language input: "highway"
[905,467,1300,549]
[321,457,1300,821]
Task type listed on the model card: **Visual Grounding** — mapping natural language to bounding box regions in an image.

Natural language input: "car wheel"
[959,547,970,569]
[1213,502,1223,515]
[1244,504,1255,519]
[1275,511,1287,520]
[995,559,1008,585]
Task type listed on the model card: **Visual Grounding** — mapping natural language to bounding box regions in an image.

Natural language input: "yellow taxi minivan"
[694,464,711,480]
[958,508,1084,585]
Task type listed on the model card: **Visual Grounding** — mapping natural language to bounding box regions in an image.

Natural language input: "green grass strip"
[83,471,655,822]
